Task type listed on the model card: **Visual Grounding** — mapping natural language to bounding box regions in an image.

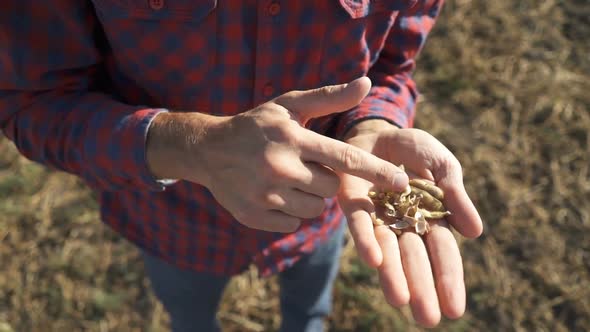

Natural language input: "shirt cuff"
[116,108,177,191]
[333,97,412,140]
[145,110,180,186]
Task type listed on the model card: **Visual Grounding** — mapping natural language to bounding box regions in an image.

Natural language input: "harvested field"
[1,0,588,331]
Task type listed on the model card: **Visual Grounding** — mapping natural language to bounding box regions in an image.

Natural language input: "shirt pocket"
[90,0,218,110]
[320,0,412,84]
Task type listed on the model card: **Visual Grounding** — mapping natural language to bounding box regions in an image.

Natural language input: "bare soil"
[1,0,588,331]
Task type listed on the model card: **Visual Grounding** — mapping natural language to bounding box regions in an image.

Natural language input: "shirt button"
[149,0,164,10]
[268,3,281,16]
[263,83,275,97]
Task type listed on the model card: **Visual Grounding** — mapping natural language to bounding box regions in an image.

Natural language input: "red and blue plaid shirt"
[1,0,442,276]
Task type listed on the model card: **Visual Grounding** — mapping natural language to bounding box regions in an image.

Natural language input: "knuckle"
[261,191,284,208]
[266,161,291,180]
[341,145,364,171]
[304,198,326,218]
[268,121,298,144]
[317,85,335,98]
[280,121,300,141]
[262,149,291,178]
[374,162,393,184]
[279,90,300,100]
[274,91,301,109]
[258,101,279,112]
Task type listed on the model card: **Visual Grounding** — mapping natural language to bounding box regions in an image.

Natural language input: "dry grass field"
[1,0,589,331]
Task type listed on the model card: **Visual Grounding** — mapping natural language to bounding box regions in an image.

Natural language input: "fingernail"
[349,76,370,88]
[344,77,371,98]
[346,77,361,89]
[392,171,409,191]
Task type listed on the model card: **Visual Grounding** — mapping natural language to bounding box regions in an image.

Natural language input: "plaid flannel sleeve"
[333,0,445,138]
[0,1,166,191]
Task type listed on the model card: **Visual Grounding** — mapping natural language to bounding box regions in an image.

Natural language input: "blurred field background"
[1,0,589,331]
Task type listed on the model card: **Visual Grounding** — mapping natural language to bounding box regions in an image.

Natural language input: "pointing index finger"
[300,130,408,191]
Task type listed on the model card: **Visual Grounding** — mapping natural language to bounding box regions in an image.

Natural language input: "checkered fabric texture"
[0,0,443,276]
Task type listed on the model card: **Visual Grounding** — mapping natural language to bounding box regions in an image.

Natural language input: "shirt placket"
[253,0,283,104]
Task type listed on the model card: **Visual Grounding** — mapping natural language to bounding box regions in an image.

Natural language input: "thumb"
[274,77,372,125]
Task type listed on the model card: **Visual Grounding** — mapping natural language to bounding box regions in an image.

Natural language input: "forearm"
[327,0,444,140]
[0,90,167,191]
[1,1,161,191]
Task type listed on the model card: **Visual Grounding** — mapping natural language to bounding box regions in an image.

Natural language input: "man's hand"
[339,120,483,327]
[146,78,409,232]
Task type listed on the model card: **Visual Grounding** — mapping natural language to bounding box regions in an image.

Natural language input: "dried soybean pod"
[415,220,430,235]
[371,212,385,226]
[418,208,451,219]
[410,187,446,212]
[391,220,411,229]
[389,226,403,235]
[383,202,396,217]
[409,179,444,201]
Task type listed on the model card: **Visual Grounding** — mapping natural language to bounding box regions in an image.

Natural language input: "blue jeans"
[143,221,345,332]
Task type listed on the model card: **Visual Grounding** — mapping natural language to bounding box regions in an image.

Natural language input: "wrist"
[146,111,227,185]
[146,112,185,180]
[344,119,398,141]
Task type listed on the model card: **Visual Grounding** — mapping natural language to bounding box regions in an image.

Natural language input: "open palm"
[339,126,483,327]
